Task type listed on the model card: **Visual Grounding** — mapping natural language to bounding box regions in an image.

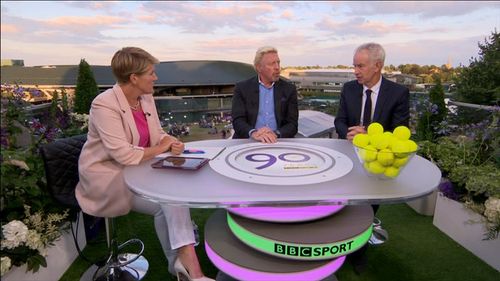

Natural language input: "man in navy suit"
[335,43,409,140]
[232,46,298,143]
[334,42,410,274]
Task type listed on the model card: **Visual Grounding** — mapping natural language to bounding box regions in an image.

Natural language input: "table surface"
[124,139,441,208]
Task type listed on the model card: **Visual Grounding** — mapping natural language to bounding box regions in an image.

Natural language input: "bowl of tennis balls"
[352,122,418,179]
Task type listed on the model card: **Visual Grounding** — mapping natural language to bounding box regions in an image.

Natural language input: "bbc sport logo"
[274,241,355,258]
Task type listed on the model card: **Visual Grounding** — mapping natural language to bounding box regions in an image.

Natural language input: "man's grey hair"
[254,46,278,69]
[355,43,385,65]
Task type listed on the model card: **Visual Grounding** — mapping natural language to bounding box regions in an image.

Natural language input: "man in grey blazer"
[231,46,298,143]
[334,42,410,274]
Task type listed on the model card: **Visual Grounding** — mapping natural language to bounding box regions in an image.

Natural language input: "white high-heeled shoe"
[174,258,215,281]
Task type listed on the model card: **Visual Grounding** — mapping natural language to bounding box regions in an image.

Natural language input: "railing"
[447,100,499,112]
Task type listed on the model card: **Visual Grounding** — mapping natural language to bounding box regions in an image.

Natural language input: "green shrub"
[73,59,99,114]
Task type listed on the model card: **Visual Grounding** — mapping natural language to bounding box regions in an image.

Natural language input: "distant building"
[285,69,420,93]
[384,73,422,91]
[1,60,256,103]
[1,59,24,66]
[286,69,356,93]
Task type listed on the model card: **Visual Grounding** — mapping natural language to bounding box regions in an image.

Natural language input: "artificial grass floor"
[60,204,499,281]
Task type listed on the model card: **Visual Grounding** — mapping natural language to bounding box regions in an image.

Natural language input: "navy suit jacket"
[232,76,298,139]
[334,77,410,139]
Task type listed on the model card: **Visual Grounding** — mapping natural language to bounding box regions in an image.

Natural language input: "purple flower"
[438,180,460,201]
[29,89,42,97]
[13,86,26,100]
[0,127,9,148]
[44,127,61,142]
[430,104,439,115]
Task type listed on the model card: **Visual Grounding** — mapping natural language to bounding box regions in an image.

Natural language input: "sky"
[1,1,499,68]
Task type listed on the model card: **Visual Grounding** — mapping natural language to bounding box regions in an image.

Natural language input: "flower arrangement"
[1,205,69,275]
[1,83,88,275]
[418,110,500,240]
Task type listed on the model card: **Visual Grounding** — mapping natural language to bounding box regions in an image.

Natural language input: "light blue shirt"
[248,79,278,137]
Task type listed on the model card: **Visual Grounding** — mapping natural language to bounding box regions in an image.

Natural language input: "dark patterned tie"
[363,89,372,126]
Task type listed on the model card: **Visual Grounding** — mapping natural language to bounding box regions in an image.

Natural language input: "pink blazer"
[75,84,167,217]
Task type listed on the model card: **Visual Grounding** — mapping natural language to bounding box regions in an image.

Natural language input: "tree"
[383,64,397,73]
[429,76,447,121]
[74,59,99,114]
[454,29,500,105]
[416,77,447,141]
[420,74,434,84]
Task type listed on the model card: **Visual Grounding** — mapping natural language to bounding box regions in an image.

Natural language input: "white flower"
[1,220,28,249]
[70,112,89,129]
[1,256,12,276]
[26,230,43,250]
[0,206,69,274]
[484,197,500,223]
[37,246,48,257]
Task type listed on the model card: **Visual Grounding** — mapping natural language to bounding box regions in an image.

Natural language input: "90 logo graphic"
[209,143,353,185]
[245,153,311,169]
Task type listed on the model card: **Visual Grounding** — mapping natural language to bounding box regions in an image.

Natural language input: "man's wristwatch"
[274,130,281,138]
[249,129,256,138]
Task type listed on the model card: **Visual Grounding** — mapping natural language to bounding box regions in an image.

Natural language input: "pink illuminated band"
[227,205,345,222]
[227,212,372,260]
[205,241,345,281]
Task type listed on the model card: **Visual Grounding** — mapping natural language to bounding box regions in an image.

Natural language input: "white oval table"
[124,139,441,208]
[124,138,441,281]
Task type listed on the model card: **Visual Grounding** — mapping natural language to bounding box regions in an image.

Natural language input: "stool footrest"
[93,254,149,281]
[116,239,145,267]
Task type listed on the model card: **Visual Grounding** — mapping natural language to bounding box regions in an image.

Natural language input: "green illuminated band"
[227,212,372,261]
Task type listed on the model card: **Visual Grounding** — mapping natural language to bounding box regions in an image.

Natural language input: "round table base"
[205,210,346,280]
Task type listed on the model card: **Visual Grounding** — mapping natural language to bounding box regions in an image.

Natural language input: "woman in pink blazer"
[76,47,213,281]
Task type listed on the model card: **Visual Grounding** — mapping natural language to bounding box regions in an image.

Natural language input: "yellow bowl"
[353,143,417,180]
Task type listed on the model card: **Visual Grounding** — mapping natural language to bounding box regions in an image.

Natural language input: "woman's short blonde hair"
[253,46,278,70]
[111,47,159,84]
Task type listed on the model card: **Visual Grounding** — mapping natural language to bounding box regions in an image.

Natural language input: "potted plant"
[406,78,448,215]
[417,112,499,270]
[1,84,88,278]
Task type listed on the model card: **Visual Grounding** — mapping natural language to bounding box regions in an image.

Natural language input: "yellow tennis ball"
[392,140,410,157]
[385,132,397,149]
[360,145,378,162]
[406,140,418,152]
[363,162,370,171]
[377,133,392,150]
[377,149,395,166]
[369,133,387,149]
[383,132,394,139]
[367,122,384,135]
[393,126,411,140]
[368,161,386,174]
[384,166,400,178]
[393,156,409,167]
[353,133,370,148]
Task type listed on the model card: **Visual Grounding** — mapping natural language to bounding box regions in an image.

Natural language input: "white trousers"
[132,194,195,274]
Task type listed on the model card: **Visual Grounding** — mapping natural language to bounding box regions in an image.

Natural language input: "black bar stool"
[40,134,148,281]
[92,217,148,280]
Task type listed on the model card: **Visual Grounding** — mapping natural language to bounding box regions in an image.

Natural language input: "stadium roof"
[1,60,256,87]
[296,110,336,138]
